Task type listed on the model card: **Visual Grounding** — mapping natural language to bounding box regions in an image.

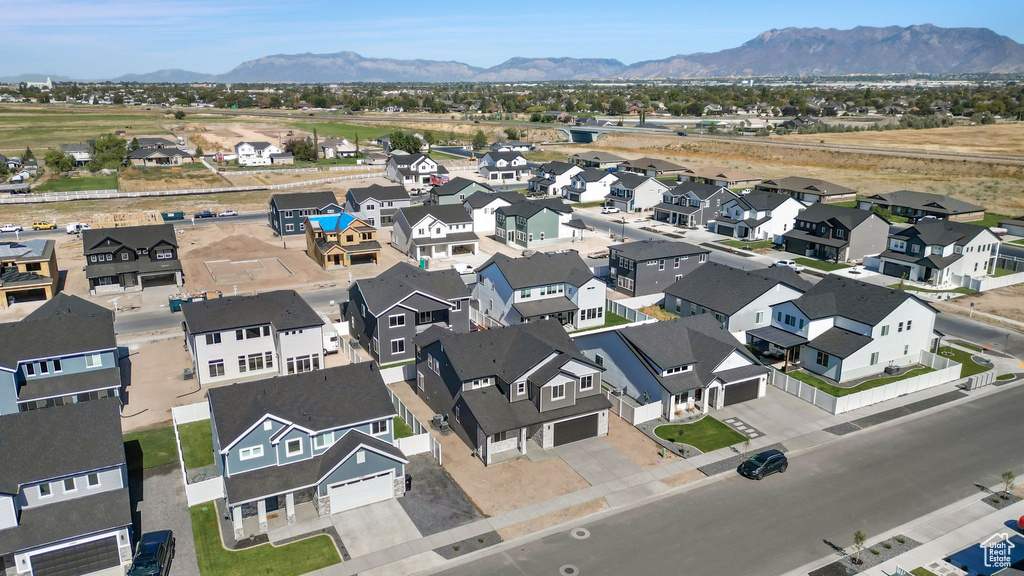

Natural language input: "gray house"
[268,191,343,236]
[782,203,889,263]
[82,224,183,294]
[430,177,493,206]
[608,240,709,297]
[0,293,122,415]
[345,263,471,366]
[210,364,407,540]
[344,184,411,227]
[653,182,736,227]
[0,399,133,576]
[414,320,611,466]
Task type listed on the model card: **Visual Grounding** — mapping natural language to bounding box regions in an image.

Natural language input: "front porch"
[231,487,321,540]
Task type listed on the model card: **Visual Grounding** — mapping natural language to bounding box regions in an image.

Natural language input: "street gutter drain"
[570,528,590,540]
[560,565,579,576]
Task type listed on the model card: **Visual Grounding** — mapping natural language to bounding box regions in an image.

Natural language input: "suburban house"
[747,276,938,383]
[756,176,858,204]
[663,263,811,342]
[710,190,805,242]
[59,143,92,165]
[605,172,671,212]
[574,315,768,419]
[0,239,58,308]
[998,216,1024,237]
[463,191,522,234]
[474,251,606,330]
[782,203,889,263]
[413,319,611,465]
[430,177,492,206]
[653,182,736,228]
[528,161,582,196]
[377,133,428,154]
[0,294,122,415]
[319,138,358,159]
[234,141,284,166]
[489,141,532,153]
[477,151,532,182]
[181,290,325,387]
[608,240,709,297]
[345,263,471,365]
[126,147,194,167]
[344,184,411,227]
[135,137,177,149]
[495,199,575,248]
[876,220,1001,285]
[210,364,407,540]
[304,214,380,270]
[0,399,133,576]
[82,224,183,294]
[385,153,445,186]
[268,191,343,236]
[617,157,686,178]
[391,205,479,260]
[568,151,626,170]
[564,169,618,204]
[858,190,986,223]
[676,166,760,189]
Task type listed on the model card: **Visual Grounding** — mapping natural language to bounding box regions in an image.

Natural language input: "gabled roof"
[353,262,470,316]
[892,219,990,246]
[666,182,732,200]
[136,137,177,147]
[482,151,526,163]
[865,190,984,216]
[0,296,116,370]
[574,168,617,183]
[618,157,684,172]
[270,191,339,211]
[790,275,934,326]
[610,171,665,190]
[665,262,810,316]
[127,147,192,160]
[796,202,883,228]
[540,161,580,176]
[25,293,111,321]
[397,204,473,226]
[476,251,595,290]
[235,141,276,151]
[497,198,573,218]
[680,166,758,182]
[758,176,857,198]
[729,189,794,212]
[609,239,707,262]
[346,184,410,203]
[0,239,52,261]
[432,177,492,197]
[181,289,323,334]
[570,151,626,163]
[307,213,363,232]
[208,363,396,450]
[464,190,523,209]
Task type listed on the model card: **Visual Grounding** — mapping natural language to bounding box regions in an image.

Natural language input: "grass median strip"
[720,239,775,250]
[887,284,977,295]
[654,417,746,453]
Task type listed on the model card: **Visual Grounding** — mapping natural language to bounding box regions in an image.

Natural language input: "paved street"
[935,313,1024,358]
[437,381,1024,576]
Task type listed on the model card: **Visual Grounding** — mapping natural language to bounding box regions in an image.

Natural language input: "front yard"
[34,173,119,192]
[794,258,852,272]
[788,366,936,398]
[938,345,992,378]
[654,416,746,453]
[190,505,340,576]
[720,239,775,251]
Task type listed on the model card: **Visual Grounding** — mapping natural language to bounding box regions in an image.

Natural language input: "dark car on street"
[193,210,216,219]
[127,531,175,576]
[739,449,788,480]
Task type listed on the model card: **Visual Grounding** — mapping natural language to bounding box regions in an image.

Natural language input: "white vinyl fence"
[769,351,962,415]
[605,298,655,323]
[955,271,1024,292]
[385,387,441,465]
[379,363,416,384]
[603,389,662,425]
[171,402,226,506]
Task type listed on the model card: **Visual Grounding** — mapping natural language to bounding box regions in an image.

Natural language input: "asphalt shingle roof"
[270,191,339,211]
[0,295,116,370]
[791,275,933,326]
[346,184,409,203]
[353,262,469,316]
[82,223,177,255]
[759,176,858,198]
[665,263,810,316]
[431,177,492,197]
[666,182,731,200]
[806,327,873,358]
[892,219,988,246]
[464,190,523,209]
[865,190,984,216]
[618,157,684,172]
[475,252,595,290]
[398,204,473,226]
[181,289,323,334]
[610,171,660,190]
[609,239,707,262]
[796,202,881,228]
[731,190,793,212]
[0,487,131,556]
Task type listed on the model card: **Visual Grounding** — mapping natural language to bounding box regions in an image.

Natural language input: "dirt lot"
[603,415,679,469]
[119,164,227,192]
[783,123,1024,157]
[497,498,609,541]
[935,284,1024,324]
[188,121,309,152]
[121,336,196,432]
[387,381,590,517]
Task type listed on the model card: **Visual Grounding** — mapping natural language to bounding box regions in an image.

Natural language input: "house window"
[287,355,316,374]
[285,439,303,457]
[520,288,531,298]
[452,299,462,311]
[85,354,102,368]
[265,352,273,368]
[418,311,431,324]
[659,259,665,271]
[389,314,405,327]
[248,353,265,372]
[87,473,99,487]
[371,420,389,435]
[517,381,526,395]
[455,407,460,422]
[205,333,221,345]
[391,339,405,354]
[356,450,366,464]
[579,375,594,392]
[208,360,225,378]
[121,253,129,261]
[816,351,830,366]
[551,383,566,400]
[699,254,707,263]
[904,345,910,355]
[755,311,764,324]
[898,322,904,333]
[285,223,294,232]
[63,478,76,493]
[314,432,332,449]
[595,354,604,367]
[881,325,890,336]
[39,483,52,498]
[263,421,273,431]
[906,320,913,331]
[238,356,247,373]
[870,352,879,365]
[674,257,680,268]
[240,446,264,460]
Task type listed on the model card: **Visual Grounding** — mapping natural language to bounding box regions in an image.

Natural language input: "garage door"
[723,379,760,406]
[882,261,912,279]
[553,413,599,447]
[716,225,734,237]
[31,536,120,576]
[328,471,394,514]
[140,274,178,288]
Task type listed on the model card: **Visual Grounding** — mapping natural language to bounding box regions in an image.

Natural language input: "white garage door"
[328,471,394,514]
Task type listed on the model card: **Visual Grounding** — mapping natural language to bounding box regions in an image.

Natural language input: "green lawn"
[721,239,775,250]
[430,150,467,161]
[123,426,178,470]
[994,267,1017,277]
[997,373,1018,381]
[794,258,851,271]
[654,417,746,453]
[190,505,340,576]
[379,359,415,369]
[832,200,858,208]
[34,174,119,192]
[788,366,936,397]
[952,340,983,352]
[910,568,938,576]
[178,421,215,470]
[1011,238,1024,246]
[569,311,631,334]
[939,345,992,378]
[571,200,605,208]
[966,213,1011,229]
[887,284,977,295]
[393,417,415,440]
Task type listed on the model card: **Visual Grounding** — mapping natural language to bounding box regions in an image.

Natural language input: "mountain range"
[17,25,1024,84]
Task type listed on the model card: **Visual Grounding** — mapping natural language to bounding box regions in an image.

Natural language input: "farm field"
[782,123,1024,157]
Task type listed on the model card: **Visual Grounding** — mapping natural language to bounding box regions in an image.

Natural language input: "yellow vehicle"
[32,221,57,230]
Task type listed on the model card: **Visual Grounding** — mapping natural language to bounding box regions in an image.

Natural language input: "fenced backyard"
[385,386,442,465]
[171,402,225,506]
[603,388,662,425]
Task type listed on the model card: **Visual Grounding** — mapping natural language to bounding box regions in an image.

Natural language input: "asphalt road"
[935,313,1024,358]
[439,382,1024,576]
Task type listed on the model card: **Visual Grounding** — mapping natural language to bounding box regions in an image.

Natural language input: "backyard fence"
[340,336,363,365]
[955,270,1024,292]
[385,387,441,465]
[170,402,226,506]
[769,351,962,415]
[379,363,416,384]
[603,389,662,425]
[605,298,655,323]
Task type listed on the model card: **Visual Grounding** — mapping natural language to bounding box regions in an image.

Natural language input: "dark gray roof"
[893,219,988,246]
[409,231,479,247]
[759,176,857,198]
[747,325,808,348]
[0,487,131,556]
[574,168,616,183]
[806,327,873,358]
[476,252,595,289]
[431,177,492,197]
[398,204,473,226]
[0,298,116,371]
[84,257,182,279]
[731,190,793,212]
[540,161,579,176]
[665,263,809,316]
[618,157,684,172]
[512,296,578,318]
[223,429,405,504]
[352,262,469,316]
[653,202,699,216]
[570,151,625,163]
[496,198,572,218]
[792,275,934,326]
[181,290,323,334]
[137,137,178,147]
[666,182,731,200]
[270,191,339,211]
[17,367,121,402]
[483,151,527,163]
[0,399,125,495]
[25,293,111,321]
[610,171,661,190]
[82,223,177,255]
[609,239,707,262]
[462,388,611,436]
[208,363,396,449]
[346,184,409,203]
[796,202,883,228]
[865,190,984,216]
[127,147,192,159]
[464,190,523,209]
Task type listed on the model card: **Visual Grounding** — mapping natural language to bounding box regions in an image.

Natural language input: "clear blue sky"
[7,0,1024,79]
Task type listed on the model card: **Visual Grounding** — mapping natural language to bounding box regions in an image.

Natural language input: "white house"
[181,290,325,387]
[235,141,284,166]
[391,204,479,260]
[565,169,618,203]
[710,190,805,243]
[605,172,670,212]
[477,151,532,182]
[489,141,533,153]
[528,161,583,196]
[474,251,606,331]
[463,191,522,234]
[319,138,358,159]
[386,153,444,186]
[59,143,92,165]
[877,219,1001,286]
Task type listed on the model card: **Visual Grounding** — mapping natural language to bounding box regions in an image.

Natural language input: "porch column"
[232,506,244,540]
[257,499,268,534]
[286,493,296,524]
[687,390,695,410]
[519,427,527,455]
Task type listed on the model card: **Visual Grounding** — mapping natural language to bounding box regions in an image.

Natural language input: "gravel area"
[399,454,483,536]
[981,491,1023,510]
[809,535,921,576]
[434,531,503,560]
[697,442,786,476]
[825,422,862,436]
[133,465,200,576]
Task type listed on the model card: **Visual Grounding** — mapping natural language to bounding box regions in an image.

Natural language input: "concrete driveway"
[553,437,641,486]
[131,465,199,576]
[331,499,444,576]
[714,386,833,439]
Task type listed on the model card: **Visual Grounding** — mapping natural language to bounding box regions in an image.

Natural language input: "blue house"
[268,191,343,236]
[209,363,408,539]
[0,294,122,415]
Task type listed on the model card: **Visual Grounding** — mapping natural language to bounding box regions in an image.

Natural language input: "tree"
[194,146,204,158]
[22,147,34,161]
[472,130,488,149]
[312,129,319,160]
[88,133,127,172]
[852,530,866,564]
[291,138,314,161]
[422,130,436,147]
[504,126,520,140]
[173,111,186,120]
[0,162,8,177]
[128,138,140,153]
[44,148,75,174]
[608,97,627,115]
[388,131,421,154]
[1002,470,1016,498]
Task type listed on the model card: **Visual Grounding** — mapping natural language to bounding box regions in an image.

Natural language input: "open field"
[119,163,225,192]
[0,106,178,150]
[33,173,119,192]
[782,123,1024,157]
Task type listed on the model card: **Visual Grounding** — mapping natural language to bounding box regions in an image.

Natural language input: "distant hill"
[215,51,482,83]
[0,74,72,83]
[472,57,627,82]
[112,69,213,83]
